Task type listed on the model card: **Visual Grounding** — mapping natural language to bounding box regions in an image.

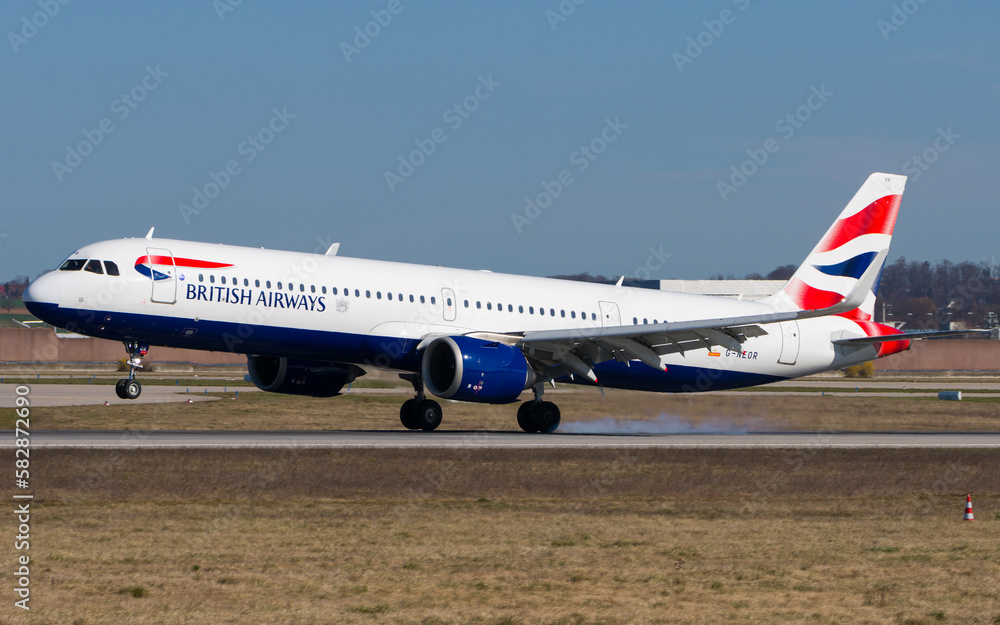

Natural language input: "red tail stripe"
[135,255,234,269]
[815,194,901,253]
[784,277,844,310]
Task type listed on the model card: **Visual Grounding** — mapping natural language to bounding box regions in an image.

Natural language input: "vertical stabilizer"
[768,173,906,318]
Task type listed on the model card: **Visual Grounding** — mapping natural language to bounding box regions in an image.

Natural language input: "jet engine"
[246,355,365,397]
[421,336,534,404]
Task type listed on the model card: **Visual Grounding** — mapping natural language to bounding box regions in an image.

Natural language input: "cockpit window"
[104,261,120,276]
[60,259,86,271]
[84,259,104,275]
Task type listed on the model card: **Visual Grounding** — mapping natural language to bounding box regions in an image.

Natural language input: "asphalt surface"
[5,430,1000,449]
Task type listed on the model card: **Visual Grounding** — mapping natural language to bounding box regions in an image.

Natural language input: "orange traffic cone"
[963,494,974,521]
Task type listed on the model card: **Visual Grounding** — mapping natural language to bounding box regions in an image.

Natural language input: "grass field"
[7,448,999,624]
[2,383,999,432]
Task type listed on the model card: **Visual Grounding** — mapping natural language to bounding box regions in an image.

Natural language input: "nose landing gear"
[114,340,148,400]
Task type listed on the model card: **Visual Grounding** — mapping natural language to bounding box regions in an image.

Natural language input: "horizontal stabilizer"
[833,329,990,346]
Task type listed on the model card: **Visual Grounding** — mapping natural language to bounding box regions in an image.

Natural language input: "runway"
[6,430,1000,449]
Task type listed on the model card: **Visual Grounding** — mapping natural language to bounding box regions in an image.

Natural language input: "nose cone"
[23,273,61,321]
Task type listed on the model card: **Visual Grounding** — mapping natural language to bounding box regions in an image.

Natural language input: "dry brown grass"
[7,449,1000,624]
[4,386,1000,432]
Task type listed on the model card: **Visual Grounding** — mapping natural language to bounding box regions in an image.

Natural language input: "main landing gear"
[114,340,148,400]
[516,383,561,434]
[398,373,442,431]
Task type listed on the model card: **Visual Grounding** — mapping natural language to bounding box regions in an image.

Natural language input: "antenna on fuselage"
[144,227,155,240]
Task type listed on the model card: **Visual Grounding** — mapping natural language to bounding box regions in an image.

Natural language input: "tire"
[414,399,442,431]
[124,380,142,400]
[517,402,538,433]
[399,399,421,430]
[115,380,127,400]
[531,401,561,434]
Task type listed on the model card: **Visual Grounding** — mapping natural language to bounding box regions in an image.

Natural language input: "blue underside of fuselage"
[25,302,787,394]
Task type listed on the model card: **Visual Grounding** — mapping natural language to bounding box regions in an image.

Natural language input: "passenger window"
[420,295,425,304]
[221,276,227,285]
[84,259,103,274]
[277,281,282,289]
[519,305,524,313]
[366,290,371,298]
[104,261,120,276]
[300,284,305,292]
[388,293,393,301]
[199,274,204,283]
[447,298,452,306]
[550,309,555,316]
[539,308,544,316]
[355,289,360,297]
[288,283,294,291]
[561,310,565,318]
[592,313,597,321]
[244,279,249,287]
[508,304,513,312]
[431,296,436,305]
[377,291,382,299]
[529,306,534,314]
[210,275,216,284]
[322,286,327,294]
[409,295,414,303]
[255,279,260,288]
[266,281,271,288]
[571,311,576,319]
[486,302,491,310]
[464,300,469,308]
[311,285,316,293]
[59,259,86,271]
[633,317,638,325]
[643,318,648,324]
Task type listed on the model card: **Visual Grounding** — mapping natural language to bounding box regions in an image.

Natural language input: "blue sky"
[2,1,997,281]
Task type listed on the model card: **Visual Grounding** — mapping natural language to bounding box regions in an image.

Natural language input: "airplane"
[22,172,967,432]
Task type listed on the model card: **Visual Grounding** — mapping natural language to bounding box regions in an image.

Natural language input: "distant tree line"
[0,276,29,313]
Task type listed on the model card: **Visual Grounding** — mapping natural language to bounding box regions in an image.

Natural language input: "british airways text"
[185,285,326,312]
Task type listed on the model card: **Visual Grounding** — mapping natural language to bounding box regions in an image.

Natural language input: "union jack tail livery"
[770,173,905,319]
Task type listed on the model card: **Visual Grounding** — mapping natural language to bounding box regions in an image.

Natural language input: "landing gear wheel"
[115,380,127,400]
[531,401,560,434]
[123,379,142,400]
[517,402,538,433]
[399,399,421,430]
[413,399,442,431]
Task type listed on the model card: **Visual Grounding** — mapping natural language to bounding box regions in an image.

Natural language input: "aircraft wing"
[514,250,888,383]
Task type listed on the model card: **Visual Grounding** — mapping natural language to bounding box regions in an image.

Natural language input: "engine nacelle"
[246,356,365,397]
[421,336,534,404]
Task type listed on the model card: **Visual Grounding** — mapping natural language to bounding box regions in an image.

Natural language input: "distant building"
[659,280,785,301]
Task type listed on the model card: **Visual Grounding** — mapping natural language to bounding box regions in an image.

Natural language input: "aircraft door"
[599,301,621,327]
[441,288,457,322]
[146,247,177,304]
[778,320,800,365]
